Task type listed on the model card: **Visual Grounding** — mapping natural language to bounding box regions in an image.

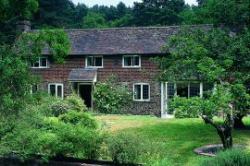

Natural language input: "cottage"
[28,22,212,117]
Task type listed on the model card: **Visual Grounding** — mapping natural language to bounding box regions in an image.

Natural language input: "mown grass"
[96,115,250,166]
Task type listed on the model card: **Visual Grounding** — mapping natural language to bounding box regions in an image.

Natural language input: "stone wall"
[32,54,162,116]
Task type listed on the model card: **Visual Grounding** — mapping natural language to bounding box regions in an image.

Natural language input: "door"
[78,84,92,108]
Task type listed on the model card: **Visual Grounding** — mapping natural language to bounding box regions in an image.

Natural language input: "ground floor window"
[133,83,150,101]
[48,83,64,99]
[30,84,39,94]
[167,82,202,99]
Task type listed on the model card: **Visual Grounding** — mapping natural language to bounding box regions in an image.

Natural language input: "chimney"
[16,20,31,32]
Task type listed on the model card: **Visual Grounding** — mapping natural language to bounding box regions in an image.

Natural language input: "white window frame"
[48,83,64,99]
[31,57,49,69]
[85,56,103,68]
[122,55,141,68]
[133,83,150,102]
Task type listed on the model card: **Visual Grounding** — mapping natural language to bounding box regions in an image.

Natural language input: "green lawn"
[96,115,250,166]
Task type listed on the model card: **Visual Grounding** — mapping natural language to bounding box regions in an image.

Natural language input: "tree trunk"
[233,115,245,129]
[216,125,233,149]
[202,115,233,150]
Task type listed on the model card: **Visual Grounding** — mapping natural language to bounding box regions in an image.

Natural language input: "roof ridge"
[62,24,213,31]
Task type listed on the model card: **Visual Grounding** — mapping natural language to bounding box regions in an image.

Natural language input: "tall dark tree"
[32,0,76,28]
[132,0,186,26]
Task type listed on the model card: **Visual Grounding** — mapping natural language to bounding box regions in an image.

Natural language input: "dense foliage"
[94,76,132,114]
[169,97,201,118]
[0,94,103,160]
[0,29,70,115]
[107,132,144,164]
[28,0,191,29]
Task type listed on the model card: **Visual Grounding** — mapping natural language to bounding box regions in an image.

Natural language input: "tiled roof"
[43,25,212,55]
[68,68,97,82]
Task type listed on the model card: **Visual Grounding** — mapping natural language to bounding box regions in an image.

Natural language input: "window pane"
[190,83,200,97]
[203,83,214,98]
[40,58,47,67]
[57,85,62,98]
[167,83,175,99]
[32,85,38,93]
[134,85,141,100]
[134,56,140,66]
[177,83,188,97]
[50,85,56,96]
[143,85,149,100]
[33,59,39,67]
[87,57,93,66]
[95,57,102,66]
[124,57,132,66]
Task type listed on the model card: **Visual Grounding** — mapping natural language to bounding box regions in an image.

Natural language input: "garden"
[0,0,249,165]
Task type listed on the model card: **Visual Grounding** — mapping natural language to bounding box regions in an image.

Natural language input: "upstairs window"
[133,83,150,101]
[123,55,141,68]
[86,56,103,68]
[31,57,49,68]
[48,83,63,99]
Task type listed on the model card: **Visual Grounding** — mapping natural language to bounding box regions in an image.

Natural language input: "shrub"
[50,101,70,117]
[94,75,132,114]
[199,148,250,166]
[0,96,103,160]
[107,132,143,164]
[59,110,98,129]
[169,97,202,118]
[65,93,88,112]
[49,94,87,117]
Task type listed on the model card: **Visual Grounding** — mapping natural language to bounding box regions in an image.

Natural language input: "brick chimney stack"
[16,20,31,32]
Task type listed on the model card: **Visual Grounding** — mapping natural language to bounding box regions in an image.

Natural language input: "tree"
[180,0,250,30]
[155,27,250,148]
[82,12,108,29]
[132,0,186,26]
[32,0,76,28]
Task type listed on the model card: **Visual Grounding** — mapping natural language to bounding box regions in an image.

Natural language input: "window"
[168,82,202,98]
[123,55,141,68]
[133,83,150,101]
[86,56,103,68]
[48,83,63,99]
[30,84,38,94]
[31,57,49,68]
[167,83,175,99]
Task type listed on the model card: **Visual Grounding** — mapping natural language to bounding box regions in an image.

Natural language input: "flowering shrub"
[94,76,132,114]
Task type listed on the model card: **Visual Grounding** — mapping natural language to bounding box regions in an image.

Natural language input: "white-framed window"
[48,83,64,99]
[31,57,49,68]
[30,84,39,94]
[166,82,203,99]
[85,56,103,68]
[133,83,150,101]
[123,55,141,68]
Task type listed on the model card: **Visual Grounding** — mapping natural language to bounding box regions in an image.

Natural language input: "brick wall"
[32,55,162,116]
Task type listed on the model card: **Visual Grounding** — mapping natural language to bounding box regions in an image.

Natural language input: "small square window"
[48,83,63,99]
[123,55,141,68]
[86,56,103,68]
[31,57,49,68]
[133,83,150,101]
